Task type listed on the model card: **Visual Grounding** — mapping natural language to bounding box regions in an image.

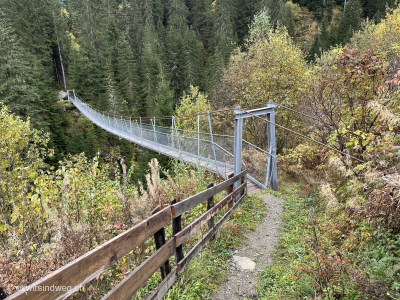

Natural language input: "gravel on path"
[212,193,284,300]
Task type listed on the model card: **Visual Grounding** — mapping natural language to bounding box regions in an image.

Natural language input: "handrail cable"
[242,109,367,164]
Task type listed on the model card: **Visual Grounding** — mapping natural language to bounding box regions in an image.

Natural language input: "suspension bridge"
[67,90,278,193]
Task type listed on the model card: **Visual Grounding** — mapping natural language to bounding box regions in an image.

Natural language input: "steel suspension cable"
[242,109,367,164]
[271,102,328,123]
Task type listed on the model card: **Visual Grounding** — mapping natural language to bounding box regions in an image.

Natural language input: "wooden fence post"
[241,175,246,197]
[172,198,184,266]
[227,173,234,209]
[152,206,171,280]
[206,183,215,239]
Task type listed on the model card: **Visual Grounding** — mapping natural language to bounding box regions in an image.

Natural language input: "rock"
[58,91,68,100]
[232,256,256,271]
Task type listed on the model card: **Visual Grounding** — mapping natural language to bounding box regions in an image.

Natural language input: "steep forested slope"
[0,0,263,164]
[0,0,397,163]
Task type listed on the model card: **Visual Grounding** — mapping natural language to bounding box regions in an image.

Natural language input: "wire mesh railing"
[67,90,273,188]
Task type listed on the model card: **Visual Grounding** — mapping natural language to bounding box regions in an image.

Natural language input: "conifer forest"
[2,0,400,299]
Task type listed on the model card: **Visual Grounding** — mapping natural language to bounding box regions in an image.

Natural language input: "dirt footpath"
[212,193,284,299]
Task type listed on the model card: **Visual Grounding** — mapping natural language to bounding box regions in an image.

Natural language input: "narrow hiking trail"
[212,193,284,300]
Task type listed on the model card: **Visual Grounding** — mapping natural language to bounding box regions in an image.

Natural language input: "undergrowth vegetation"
[246,5,400,300]
[0,104,215,296]
[0,103,266,299]
[258,186,400,300]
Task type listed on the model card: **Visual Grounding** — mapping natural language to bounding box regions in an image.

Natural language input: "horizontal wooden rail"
[6,171,248,300]
[7,207,171,300]
[171,170,247,218]
[178,193,246,273]
[101,239,175,300]
[175,182,246,247]
[147,267,178,300]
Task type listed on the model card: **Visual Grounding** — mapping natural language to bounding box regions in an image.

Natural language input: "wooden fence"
[7,170,247,300]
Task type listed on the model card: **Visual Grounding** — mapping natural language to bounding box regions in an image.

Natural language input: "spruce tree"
[233,0,259,44]
[208,0,236,90]
[154,74,174,124]
[165,0,205,98]
[187,0,214,50]
[263,0,295,36]
[139,1,163,116]
[0,12,44,126]
[116,0,144,59]
[337,0,362,44]
[212,0,236,65]
[308,16,334,60]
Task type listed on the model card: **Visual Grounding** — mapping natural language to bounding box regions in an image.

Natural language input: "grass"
[256,184,400,300]
[257,186,315,299]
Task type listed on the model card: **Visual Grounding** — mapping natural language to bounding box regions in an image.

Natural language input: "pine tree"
[308,16,334,60]
[165,0,205,98]
[337,0,362,44]
[139,1,163,116]
[212,0,236,65]
[0,12,44,126]
[154,74,174,124]
[233,0,260,44]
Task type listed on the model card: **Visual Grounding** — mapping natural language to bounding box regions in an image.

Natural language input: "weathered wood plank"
[171,170,247,218]
[7,207,171,300]
[178,193,246,273]
[228,173,234,209]
[172,199,184,264]
[174,183,246,247]
[207,183,215,237]
[101,238,175,300]
[175,194,230,247]
[232,182,246,198]
[146,267,178,300]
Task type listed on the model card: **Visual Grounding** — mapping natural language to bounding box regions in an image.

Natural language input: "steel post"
[172,117,180,150]
[197,114,200,157]
[140,117,142,138]
[233,108,243,192]
[207,112,219,177]
[266,103,278,190]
